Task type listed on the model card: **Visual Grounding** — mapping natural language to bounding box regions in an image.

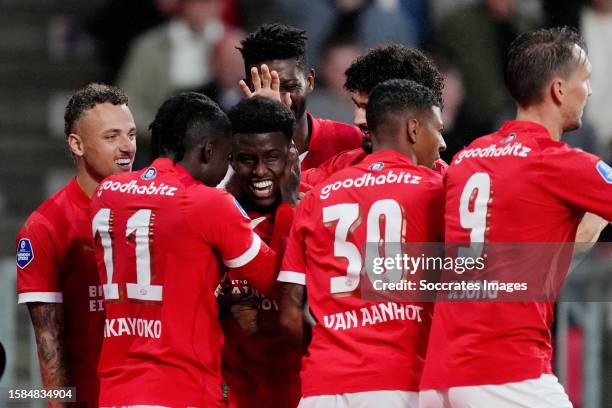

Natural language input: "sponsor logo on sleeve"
[16,238,34,269]
[141,167,158,180]
[596,161,612,184]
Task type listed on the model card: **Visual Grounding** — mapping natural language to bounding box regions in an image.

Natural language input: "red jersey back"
[422,120,612,389]
[91,158,274,407]
[280,149,445,396]
[300,113,362,171]
[16,178,103,407]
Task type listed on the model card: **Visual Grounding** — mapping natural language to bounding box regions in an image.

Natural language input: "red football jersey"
[222,204,301,408]
[301,147,448,191]
[421,120,612,390]
[91,158,277,407]
[300,113,363,171]
[16,178,103,407]
[280,149,445,396]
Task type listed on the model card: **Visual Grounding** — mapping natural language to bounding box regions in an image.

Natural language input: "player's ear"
[201,141,214,164]
[67,133,85,158]
[551,78,564,105]
[306,68,315,94]
[407,118,419,145]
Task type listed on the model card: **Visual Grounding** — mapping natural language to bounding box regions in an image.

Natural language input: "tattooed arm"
[27,302,72,407]
[279,282,311,349]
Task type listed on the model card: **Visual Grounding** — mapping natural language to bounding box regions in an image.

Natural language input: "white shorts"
[419,374,572,408]
[299,390,419,408]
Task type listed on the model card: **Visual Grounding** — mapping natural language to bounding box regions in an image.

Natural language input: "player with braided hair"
[91,93,283,407]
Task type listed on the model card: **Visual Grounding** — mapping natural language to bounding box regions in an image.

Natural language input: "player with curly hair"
[301,44,448,190]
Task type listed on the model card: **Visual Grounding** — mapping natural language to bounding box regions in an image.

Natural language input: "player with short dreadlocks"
[238,23,363,171]
[91,93,282,407]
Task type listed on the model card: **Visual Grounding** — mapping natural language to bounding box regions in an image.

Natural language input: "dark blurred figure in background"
[581,0,612,163]
[435,58,469,163]
[195,28,247,112]
[87,0,180,83]
[247,0,422,68]
[118,0,226,168]
[308,35,362,124]
[432,0,539,134]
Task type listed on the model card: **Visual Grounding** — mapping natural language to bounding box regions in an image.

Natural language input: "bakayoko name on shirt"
[104,317,162,338]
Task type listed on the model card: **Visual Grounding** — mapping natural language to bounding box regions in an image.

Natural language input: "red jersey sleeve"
[540,147,612,221]
[269,203,295,268]
[278,194,314,286]
[16,214,63,303]
[189,188,278,294]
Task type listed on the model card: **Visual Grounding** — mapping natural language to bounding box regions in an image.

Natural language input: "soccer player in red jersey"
[237,23,362,170]
[218,96,301,407]
[420,27,612,408]
[300,44,447,190]
[279,79,447,408]
[91,93,280,407]
[15,83,136,407]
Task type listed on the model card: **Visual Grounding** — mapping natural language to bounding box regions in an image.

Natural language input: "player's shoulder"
[310,114,362,145]
[187,184,249,217]
[24,180,78,231]
[312,115,359,134]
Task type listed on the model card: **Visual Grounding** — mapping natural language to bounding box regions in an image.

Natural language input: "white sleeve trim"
[18,292,63,304]
[277,270,306,285]
[224,233,262,268]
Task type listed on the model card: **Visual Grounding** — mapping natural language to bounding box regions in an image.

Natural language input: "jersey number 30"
[323,199,404,294]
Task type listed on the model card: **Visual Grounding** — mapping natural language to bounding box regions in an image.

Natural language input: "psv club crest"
[369,162,384,171]
[141,167,158,180]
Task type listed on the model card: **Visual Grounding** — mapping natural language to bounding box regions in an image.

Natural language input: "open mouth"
[114,157,132,171]
[249,179,274,198]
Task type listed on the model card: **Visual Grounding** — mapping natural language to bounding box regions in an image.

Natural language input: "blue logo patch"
[501,133,516,144]
[233,198,250,219]
[596,161,612,184]
[141,167,157,180]
[16,238,34,269]
[369,162,384,171]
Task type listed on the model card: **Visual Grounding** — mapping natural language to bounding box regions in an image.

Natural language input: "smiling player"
[220,95,301,407]
[16,83,136,407]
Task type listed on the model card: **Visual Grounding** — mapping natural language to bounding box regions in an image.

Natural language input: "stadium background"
[0,0,609,407]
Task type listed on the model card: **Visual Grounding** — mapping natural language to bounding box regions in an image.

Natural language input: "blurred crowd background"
[0,1,610,407]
